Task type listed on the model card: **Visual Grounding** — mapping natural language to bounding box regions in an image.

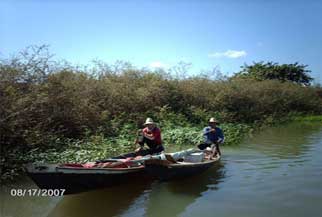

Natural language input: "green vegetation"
[291,115,322,122]
[1,45,322,181]
[233,61,313,86]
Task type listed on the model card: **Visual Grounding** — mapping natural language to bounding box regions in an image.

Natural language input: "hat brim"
[144,122,155,125]
[209,121,219,124]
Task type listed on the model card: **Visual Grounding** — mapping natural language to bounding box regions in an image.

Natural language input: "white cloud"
[149,61,167,68]
[208,50,247,58]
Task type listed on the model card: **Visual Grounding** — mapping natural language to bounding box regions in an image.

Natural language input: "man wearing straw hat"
[135,118,164,155]
[198,117,224,157]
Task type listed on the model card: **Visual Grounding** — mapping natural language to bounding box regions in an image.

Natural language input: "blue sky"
[1,0,321,82]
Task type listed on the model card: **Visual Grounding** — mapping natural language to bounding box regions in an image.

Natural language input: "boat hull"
[25,164,148,195]
[145,157,220,181]
[25,151,153,194]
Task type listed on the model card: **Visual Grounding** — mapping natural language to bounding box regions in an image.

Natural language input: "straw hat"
[209,117,219,124]
[144,118,155,125]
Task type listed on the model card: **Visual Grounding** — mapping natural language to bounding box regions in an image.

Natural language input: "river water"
[1,121,322,217]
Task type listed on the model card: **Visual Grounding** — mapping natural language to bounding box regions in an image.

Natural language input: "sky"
[1,0,322,82]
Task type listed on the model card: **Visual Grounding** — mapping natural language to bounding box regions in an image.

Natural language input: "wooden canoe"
[25,152,149,195]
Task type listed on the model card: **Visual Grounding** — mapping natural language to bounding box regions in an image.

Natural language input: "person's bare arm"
[144,132,155,140]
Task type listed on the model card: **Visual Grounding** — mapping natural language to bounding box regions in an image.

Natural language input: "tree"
[233,62,313,86]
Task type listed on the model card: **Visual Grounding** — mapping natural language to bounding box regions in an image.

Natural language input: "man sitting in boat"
[198,118,224,157]
[135,118,164,155]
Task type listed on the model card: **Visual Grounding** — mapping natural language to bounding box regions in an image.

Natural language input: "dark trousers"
[198,142,212,150]
[138,137,164,155]
[198,142,221,155]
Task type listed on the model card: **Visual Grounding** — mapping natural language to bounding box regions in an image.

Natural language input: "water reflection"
[243,122,322,159]
[0,176,61,217]
[167,163,225,194]
[47,181,151,217]
[142,163,225,217]
[42,163,225,217]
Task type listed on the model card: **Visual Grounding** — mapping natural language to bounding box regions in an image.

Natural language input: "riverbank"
[1,117,251,182]
[291,115,322,122]
[2,114,322,182]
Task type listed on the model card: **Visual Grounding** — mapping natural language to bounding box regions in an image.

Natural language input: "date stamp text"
[10,188,66,197]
